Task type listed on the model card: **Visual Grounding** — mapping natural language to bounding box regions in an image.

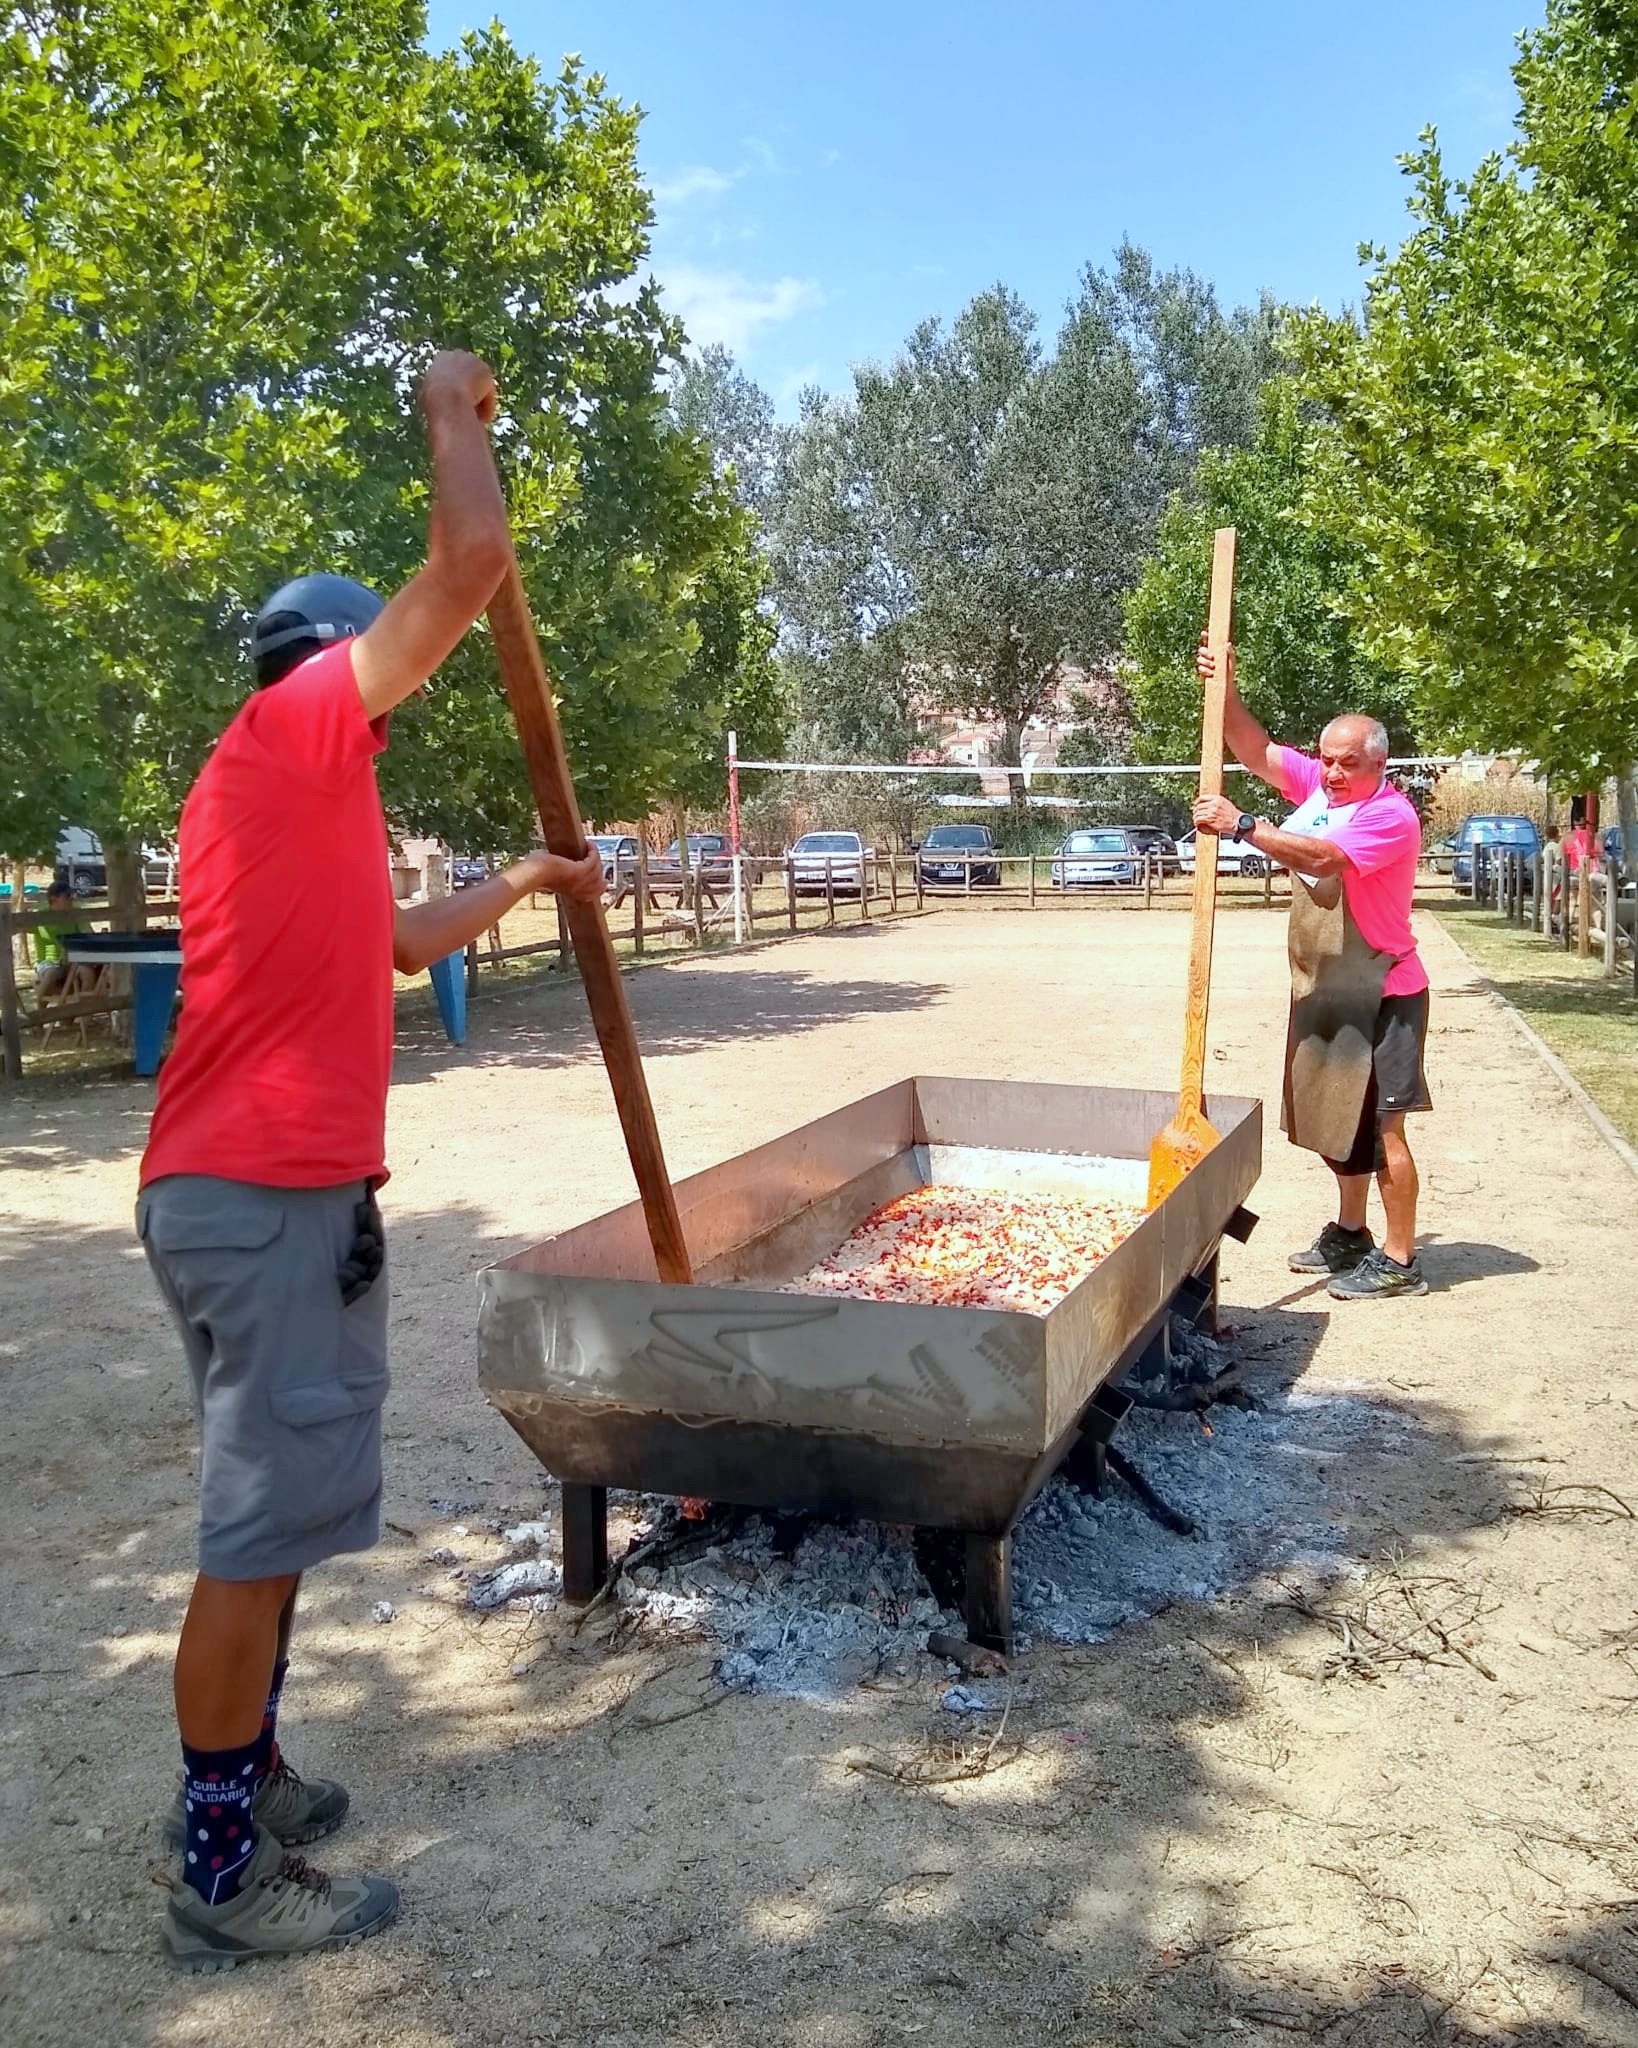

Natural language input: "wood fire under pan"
[477,1076,1262,1652]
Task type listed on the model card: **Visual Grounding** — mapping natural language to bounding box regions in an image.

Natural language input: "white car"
[789,830,875,897]
[1051,828,1140,889]
[1175,829,1278,878]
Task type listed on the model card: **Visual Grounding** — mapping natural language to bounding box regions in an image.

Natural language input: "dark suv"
[1121,825,1179,870]
[917,824,1002,888]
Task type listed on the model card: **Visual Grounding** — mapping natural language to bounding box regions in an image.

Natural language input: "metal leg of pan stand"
[561,1483,608,1604]
[963,1532,1013,1655]
[1173,1256,1219,1336]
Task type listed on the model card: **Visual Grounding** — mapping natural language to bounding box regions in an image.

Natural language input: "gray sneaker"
[162,1826,399,1972]
[1328,1248,1429,1300]
[163,1755,349,1854]
[1289,1223,1374,1275]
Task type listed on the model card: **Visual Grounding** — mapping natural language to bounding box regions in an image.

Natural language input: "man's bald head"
[1318,716,1390,805]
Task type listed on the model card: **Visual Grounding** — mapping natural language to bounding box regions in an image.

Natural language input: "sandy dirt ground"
[2,905,1636,2048]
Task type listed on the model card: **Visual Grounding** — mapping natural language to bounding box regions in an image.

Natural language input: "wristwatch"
[1232,812,1257,843]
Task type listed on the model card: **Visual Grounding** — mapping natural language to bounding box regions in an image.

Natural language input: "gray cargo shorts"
[137,1175,389,1581]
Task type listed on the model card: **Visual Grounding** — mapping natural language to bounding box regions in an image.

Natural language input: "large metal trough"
[478,1076,1262,1650]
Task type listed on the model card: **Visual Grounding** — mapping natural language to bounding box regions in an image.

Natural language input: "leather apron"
[1280,871,1398,1160]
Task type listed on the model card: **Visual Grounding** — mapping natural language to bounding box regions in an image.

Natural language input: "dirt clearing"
[2,907,1635,2047]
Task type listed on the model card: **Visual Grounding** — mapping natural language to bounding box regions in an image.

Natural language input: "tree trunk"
[1618,765,1638,891]
[105,841,146,931]
[1002,717,1028,817]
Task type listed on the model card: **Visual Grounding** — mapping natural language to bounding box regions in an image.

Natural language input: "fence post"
[731,854,744,946]
[826,858,836,926]
[963,853,972,900]
[914,854,925,913]
[464,937,479,997]
[1604,867,1618,975]
[1028,852,1037,908]
[1532,850,1544,933]
[786,857,797,933]
[1144,852,1153,909]
[0,909,22,1079]
[555,891,570,968]
[888,854,899,914]
[743,855,756,941]
[859,853,870,921]
[634,840,647,956]
[1577,859,1592,958]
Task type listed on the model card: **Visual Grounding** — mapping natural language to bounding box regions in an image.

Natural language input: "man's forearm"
[393,864,544,975]
[1247,819,1346,880]
[426,401,510,590]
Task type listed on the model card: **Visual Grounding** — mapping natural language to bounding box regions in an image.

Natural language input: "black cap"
[251,573,385,686]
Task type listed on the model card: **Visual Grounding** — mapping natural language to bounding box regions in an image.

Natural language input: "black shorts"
[1324,990,1433,1177]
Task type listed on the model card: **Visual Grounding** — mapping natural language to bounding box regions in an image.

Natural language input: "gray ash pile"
[457,1332,1410,1700]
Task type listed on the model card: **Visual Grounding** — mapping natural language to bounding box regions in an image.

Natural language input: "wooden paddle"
[487,557,694,1285]
[1147,525,1237,1209]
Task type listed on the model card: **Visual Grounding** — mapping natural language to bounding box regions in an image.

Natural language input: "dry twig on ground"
[1276,1558,1498,1683]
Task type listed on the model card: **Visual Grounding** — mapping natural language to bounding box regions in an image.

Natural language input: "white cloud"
[652,164,737,208]
[658,265,822,356]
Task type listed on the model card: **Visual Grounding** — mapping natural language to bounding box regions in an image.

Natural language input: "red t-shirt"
[141,641,395,1189]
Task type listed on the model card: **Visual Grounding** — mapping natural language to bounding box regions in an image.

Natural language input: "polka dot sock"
[180,1738,260,1906]
[253,1658,288,1781]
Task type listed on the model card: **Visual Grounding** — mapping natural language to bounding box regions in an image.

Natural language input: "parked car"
[1051,828,1141,889]
[590,833,641,889]
[55,826,106,898]
[450,855,492,887]
[789,830,875,897]
[1451,814,1540,892]
[1424,832,1460,874]
[916,824,1001,888]
[1121,825,1180,871]
[56,827,173,898]
[1175,829,1274,878]
[647,832,734,893]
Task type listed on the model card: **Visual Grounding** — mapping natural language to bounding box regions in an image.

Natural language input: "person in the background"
[32,880,77,1002]
[137,349,605,1973]
[1562,815,1595,872]
[1192,637,1431,1301]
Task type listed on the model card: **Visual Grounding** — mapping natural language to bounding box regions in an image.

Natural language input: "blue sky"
[425,1,1541,414]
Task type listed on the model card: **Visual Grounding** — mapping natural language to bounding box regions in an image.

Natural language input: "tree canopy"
[1125,378,1418,772]
[1291,0,1638,792]
[765,246,1280,796]
[0,0,767,878]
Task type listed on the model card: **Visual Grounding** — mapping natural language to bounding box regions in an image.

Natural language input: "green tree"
[1291,0,1638,858]
[0,0,741,897]
[669,344,783,525]
[1125,379,1417,772]
[766,249,1278,805]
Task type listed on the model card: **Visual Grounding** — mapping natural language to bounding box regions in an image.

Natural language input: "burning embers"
[792,1185,1143,1317]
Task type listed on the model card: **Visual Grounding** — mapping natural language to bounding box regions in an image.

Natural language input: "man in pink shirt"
[1194,640,1431,1300]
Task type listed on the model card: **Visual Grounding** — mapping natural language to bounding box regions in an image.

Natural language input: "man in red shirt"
[138,351,604,1971]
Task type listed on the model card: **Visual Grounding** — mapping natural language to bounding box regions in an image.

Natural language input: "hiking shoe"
[1327,1248,1429,1300]
[163,1756,349,1854]
[1288,1223,1374,1275]
[162,1826,398,1972]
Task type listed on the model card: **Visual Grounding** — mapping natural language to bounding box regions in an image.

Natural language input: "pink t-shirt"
[1273,746,1429,998]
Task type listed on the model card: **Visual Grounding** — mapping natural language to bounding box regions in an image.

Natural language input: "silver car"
[1051,828,1139,889]
[790,830,874,897]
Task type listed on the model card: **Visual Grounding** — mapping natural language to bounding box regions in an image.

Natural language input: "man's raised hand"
[419,349,499,428]
[1196,632,1235,692]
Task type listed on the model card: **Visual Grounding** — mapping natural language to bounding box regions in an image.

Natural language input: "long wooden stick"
[1147,526,1236,1208]
[487,560,693,1284]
